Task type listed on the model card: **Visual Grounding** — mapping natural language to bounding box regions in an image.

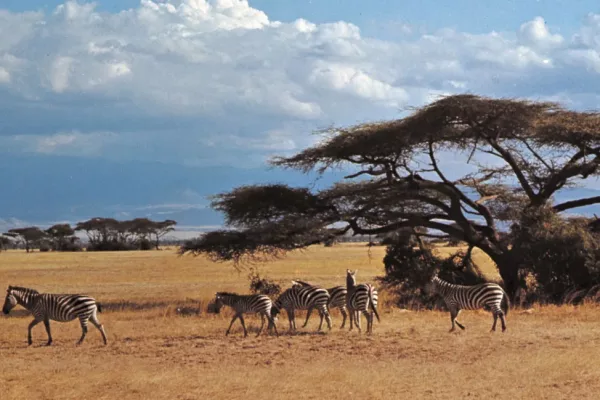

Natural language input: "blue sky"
[2,0,600,236]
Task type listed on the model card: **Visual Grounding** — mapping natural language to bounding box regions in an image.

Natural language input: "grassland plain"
[2,244,600,399]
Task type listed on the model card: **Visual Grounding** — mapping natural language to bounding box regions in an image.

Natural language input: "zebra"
[429,275,510,332]
[346,269,380,334]
[291,280,348,328]
[2,285,107,346]
[271,283,332,332]
[214,292,279,338]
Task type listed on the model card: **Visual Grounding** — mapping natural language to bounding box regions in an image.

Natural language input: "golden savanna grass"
[2,244,600,399]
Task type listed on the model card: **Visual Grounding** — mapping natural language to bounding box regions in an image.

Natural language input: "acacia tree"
[45,223,77,251]
[149,219,177,250]
[0,235,12,251]
[5,227,47,252]
[180,94,600,299]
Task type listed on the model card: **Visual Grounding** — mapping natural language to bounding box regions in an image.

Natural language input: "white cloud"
[1,2,600,167]
[518,17,564,49]
[6,131,119,157]
[0,67,9,83]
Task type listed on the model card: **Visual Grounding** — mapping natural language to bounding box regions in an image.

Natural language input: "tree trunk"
[488,251,522,301]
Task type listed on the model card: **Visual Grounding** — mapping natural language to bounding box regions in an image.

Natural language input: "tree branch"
[485,137,537,200]
[553,196,600,212]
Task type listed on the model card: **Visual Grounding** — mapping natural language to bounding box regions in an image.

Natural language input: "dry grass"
[2,244,600,399]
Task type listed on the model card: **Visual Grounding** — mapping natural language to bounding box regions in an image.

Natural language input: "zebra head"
[3,286,18,315]
[214,292,226,314]
[424,274,441,295]
[346,269,358,288]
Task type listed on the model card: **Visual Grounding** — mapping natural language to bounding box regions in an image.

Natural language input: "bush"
[138,238,153,251]
[510,207,600,303]
[86,241,137,251]
[247,268,281,296]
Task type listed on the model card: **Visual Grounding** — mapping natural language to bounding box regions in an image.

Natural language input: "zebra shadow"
[280,331,328,337]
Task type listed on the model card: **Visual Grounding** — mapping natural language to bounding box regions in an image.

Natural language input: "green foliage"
[510,207,600,302]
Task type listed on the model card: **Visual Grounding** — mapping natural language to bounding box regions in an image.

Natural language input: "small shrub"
[138,238,153,251]
[248,268,281,296]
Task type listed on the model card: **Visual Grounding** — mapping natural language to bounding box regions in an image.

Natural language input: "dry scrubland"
[1,244,600,399]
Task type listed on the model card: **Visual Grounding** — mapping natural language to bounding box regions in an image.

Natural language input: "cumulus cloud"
[1,1,600,167]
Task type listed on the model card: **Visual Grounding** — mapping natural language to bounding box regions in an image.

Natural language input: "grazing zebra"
[2,285,107,346]
[271,284,332,332]
[429,275,510,332]
[291,280,348,328]
[214,292,278,338]
[346,269,380,334]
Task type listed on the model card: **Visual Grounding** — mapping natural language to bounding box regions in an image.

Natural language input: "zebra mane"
[8,286,39,295]
[216,291,240,297]
[291,280,313,287]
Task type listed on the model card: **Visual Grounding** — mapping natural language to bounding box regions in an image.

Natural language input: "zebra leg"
[239,314,248,337]
[500,312,507,332]
[449,308,461,332]
[27,319,42,346]
[90,313,108,345]
[348,306,354,331]
[256,314,266,337]
[323,307,332,331]
[77,319,89,345]
[317,309,324,331]
[491,312,498,332]
[291,310,297,331]
[355,310,362,333]
[365,311,373,334]
[226,314,240,336]
[43,319,53,346]
[267,315,279,337]
[302,307,314,328]
[339,306,347,329]
[454,310,466,330]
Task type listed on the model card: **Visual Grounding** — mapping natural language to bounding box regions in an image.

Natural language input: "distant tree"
[45,223,76,251]
[180,94,600,300]
[74,217,177,251]
[0,235,12,251]
[149,219,177,250]
[6,227,47,252]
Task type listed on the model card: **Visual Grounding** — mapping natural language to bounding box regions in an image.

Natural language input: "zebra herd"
[2,269,511,345]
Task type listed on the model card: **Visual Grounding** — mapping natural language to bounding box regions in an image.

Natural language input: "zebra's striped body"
[214,292,278,337]
[291,280,348,328]
[346,270,380,334]
[2,286,107,346]
[272,284,332,332]
[431,275,509,332]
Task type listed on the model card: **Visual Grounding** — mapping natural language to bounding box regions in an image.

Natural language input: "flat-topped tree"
[180,94,600,299]
[5,227,47,252]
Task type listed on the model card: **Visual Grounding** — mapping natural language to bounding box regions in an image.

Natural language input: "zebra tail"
[369,285,381,322]
[97,303,103,313]
[501,290,510,316]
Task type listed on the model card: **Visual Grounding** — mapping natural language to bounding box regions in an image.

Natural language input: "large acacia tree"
[181,94,600,298]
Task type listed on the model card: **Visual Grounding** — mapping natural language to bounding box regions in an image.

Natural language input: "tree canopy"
[180,94,600,298]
